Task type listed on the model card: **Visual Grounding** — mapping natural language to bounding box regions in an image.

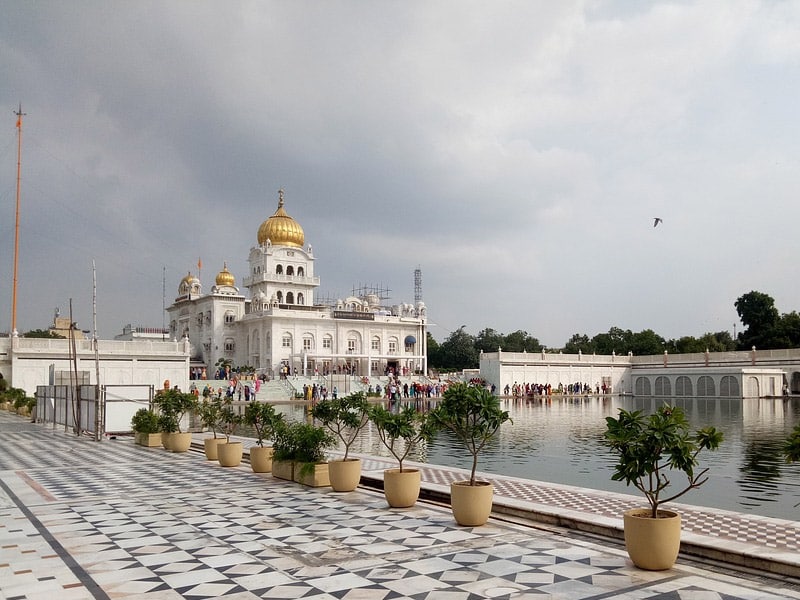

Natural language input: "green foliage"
[22,328,64,338]
[218,398,242,442]
[784,424,800,463]
[131,408,159,434]
[1,386,27,406]
[152,388,198,433]
[198,397,223,437]
[434,326,479,371]
[564,333,593,354]
[244,401,284,447]
[272,421,336,466]
[311,392,370,460]
[369,404,435,472]
[604,405,723,518]
[0,377,7,393]
[428,383,511,485]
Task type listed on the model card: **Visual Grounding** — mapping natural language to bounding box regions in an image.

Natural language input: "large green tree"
[564,333,593,354]
[503,330,541,352]
[434,326,479,371]
[735,291,781,349]
[474,328,504,354]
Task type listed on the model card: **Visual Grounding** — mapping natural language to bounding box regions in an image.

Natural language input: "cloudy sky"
[1,1,799,346]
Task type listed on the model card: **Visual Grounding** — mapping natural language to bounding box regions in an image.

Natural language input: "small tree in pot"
[428,383,511,526]
[243,401,284,473]
[369,403,435,507]
[152,389,198,452]
[272,421,336,486]
[198,396,224,460]
[311,392,371,491]
[217,398,244,467]
[604,404,723,570]
[131,407,160,447]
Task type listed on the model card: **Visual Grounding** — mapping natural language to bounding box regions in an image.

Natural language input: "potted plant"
[785,424,800,462]
[131,407,161,447]
[198,396,224,460]
[604,404,723,570]
[272,421,335,487]
[152,388,198,452]
[369,403,435,507]
[217,398,243,467]
[243,401,284,473]
[311,392,370,491]
[428,383,511,526]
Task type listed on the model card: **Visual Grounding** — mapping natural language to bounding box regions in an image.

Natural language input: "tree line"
[428,290,800,372]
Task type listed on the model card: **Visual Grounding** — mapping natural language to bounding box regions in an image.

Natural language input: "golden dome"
[257,189,304,248]
[179,271,200,295]
[216,263,235,287]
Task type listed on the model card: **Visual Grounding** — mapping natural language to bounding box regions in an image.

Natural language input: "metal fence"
[35,384,154,440]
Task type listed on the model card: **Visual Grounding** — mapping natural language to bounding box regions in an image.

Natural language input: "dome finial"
[278,188,284,208]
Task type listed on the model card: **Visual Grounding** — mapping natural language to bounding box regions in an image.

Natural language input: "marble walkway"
[2,411,800,599]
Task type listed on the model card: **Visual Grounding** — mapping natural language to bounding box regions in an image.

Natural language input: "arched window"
[322,335,332,350]
[654,376,671,396]
[276,264,283,275]
[224,338,235,352]
[298,267,305,277]
[286,292,295,304]
[675,376,693,396]
[635,377,651,395]
[282,333,292,349]
[720,376,740,397]
[297,293,304,305]
[697,376,715,397]
[277,291,283,303]
[224,312,236,324]
[287,266,294,276]
[371,336,380,351]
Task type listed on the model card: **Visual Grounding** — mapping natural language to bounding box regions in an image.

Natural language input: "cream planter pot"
[383,468,421,508]
[135,433,162,447]
[623,508,681,570]
[204,437,225,460]
[450,481,493,526]
[249,446,274,473]
[168,432,192,453]
[328,459,361,492]
[272,460,294,481]
[294,462,330,487]
[218,441,243,467]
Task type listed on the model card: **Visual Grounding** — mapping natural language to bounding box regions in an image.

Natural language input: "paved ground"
[2,410,800,600]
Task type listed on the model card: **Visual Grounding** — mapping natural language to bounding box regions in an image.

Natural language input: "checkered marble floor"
[2,411,800,600]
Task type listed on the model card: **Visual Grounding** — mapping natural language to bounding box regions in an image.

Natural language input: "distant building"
[166,190,428,379]
[114,324,170,341]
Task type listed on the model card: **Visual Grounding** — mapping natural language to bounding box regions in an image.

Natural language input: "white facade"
[166,191,428,379]
[0,335,190,396]
[479,349,796,398]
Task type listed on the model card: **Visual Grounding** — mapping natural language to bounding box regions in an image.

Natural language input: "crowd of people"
[502,381,611,397]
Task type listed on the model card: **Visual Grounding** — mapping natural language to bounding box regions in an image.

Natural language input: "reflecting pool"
[276,395,800,521]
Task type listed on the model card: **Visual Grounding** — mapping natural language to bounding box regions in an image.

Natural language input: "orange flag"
[197,257,202,271]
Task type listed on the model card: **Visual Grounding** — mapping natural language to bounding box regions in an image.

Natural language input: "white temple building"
[166,190,428,379]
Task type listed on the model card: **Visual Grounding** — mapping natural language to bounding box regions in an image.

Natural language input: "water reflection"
[270,395,800,520]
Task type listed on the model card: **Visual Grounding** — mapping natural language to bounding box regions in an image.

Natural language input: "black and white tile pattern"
[2,410,800,599]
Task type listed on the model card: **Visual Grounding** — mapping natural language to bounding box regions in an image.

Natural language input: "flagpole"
[11,103,25,335]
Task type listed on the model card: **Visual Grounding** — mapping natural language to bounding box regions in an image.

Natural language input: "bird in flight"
[653,217,663,228]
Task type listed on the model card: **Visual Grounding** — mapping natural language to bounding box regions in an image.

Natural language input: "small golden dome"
[179,271,200,295]
[216,263,235,287]
[257,189,304,248]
